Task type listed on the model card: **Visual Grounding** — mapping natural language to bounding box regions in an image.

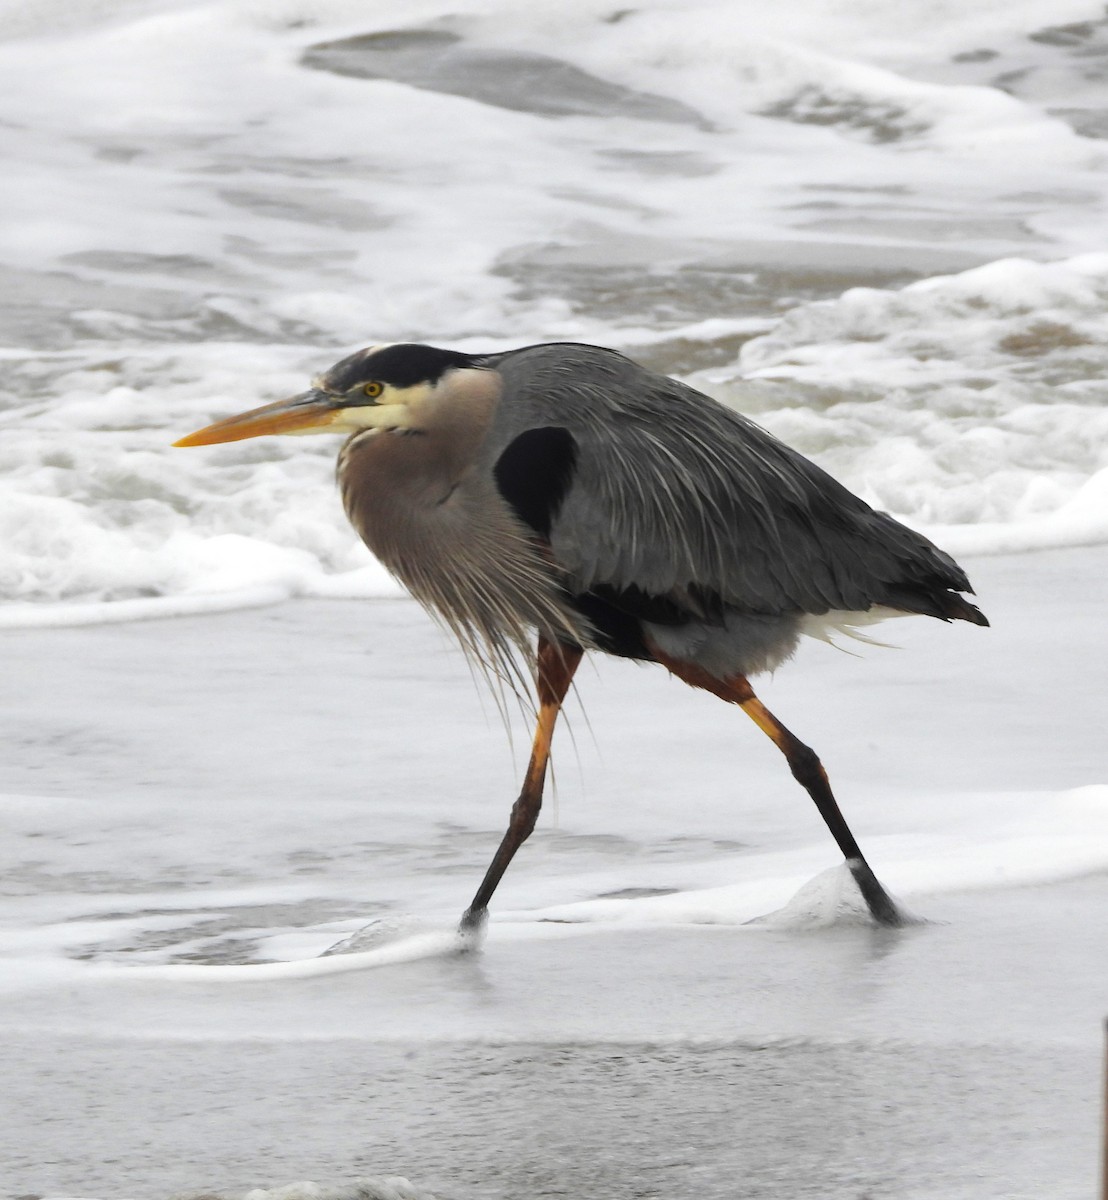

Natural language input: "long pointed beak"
[174,389,340,447]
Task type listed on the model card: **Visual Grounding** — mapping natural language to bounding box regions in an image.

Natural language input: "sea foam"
[1,0,1106,623]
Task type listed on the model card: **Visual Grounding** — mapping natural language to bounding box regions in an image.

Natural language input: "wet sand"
[1,877,1103,1200]
[1,546,1105,1199]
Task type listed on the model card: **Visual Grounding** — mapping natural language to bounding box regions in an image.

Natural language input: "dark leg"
[735,687,905,926]
[460,637,583,931]
[648,651,904,927]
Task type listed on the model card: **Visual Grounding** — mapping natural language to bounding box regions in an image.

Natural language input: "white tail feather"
[799,606,906,652]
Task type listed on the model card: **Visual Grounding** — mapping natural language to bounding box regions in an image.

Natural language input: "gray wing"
[482,343,979,620]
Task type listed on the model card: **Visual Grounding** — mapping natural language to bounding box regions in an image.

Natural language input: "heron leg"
[734,688,904,927]
[649,652,904,927]
[460,637,583,931]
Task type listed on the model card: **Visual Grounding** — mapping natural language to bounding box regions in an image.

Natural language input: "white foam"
[506,785,1108,931]
[704,253,1108,553]
[1,0,1106,623]
[40,1179,440,1200]
[235,1182,440,1200]
[129,926,475,981]
[4,780,1102,997]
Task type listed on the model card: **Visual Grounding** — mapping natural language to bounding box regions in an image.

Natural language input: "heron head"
[174,343,479,447]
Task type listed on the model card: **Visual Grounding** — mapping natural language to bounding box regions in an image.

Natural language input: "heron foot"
[459,905,488,935]
[847,858,909,927]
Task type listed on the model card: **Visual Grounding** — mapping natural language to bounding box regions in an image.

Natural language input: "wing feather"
[481,344,983,624]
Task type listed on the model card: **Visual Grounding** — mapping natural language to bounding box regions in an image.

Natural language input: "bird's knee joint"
[509,795,540,837]
[786,741,824,786]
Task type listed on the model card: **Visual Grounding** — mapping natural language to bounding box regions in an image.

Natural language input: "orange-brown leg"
[460,637,583,931]
[652,653,904,927]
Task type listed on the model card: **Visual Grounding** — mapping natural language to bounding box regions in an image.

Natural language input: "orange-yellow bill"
[174,390,338,447]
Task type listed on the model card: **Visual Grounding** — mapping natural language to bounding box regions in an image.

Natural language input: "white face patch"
[330,394,422,433]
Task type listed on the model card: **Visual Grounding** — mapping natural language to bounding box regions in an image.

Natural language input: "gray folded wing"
[483,343,976,621]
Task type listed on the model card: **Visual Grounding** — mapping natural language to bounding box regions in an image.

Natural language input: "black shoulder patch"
[494,427,577,538]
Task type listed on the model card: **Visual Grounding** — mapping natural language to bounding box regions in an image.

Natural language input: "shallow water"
[3,880,1103,1199]
[1,556,1105,1200]
[1,548,1103,974]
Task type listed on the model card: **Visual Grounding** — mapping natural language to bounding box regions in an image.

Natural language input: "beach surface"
[2,546,1105,1199]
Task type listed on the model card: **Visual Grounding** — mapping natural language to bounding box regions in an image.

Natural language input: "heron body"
[177,341,987,931]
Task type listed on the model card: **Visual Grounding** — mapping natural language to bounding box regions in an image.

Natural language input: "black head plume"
[322,344,477,393]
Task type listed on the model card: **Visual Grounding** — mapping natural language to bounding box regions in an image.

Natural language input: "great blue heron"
[176,341,987,931]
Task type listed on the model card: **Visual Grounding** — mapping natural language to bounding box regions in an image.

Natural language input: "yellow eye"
[363,381,384,399]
